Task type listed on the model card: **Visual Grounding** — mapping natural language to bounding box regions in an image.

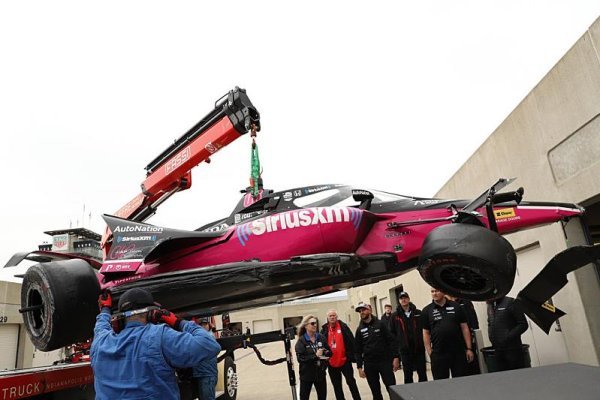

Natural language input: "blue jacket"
[91,308,221,400]
[192,351,218,379]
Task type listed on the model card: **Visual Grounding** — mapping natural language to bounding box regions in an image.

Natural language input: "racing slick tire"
[21,259,101,351]
[418,223,516,301]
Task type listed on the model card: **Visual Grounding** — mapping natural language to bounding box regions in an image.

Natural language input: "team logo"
[236,207,363,246]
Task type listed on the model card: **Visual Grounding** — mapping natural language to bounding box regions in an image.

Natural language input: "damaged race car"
[10,87,600,352]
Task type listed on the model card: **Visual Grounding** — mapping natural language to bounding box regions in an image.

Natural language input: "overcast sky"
[0,2,598,274]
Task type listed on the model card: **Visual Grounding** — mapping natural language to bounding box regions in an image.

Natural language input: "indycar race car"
[9,87,600,352]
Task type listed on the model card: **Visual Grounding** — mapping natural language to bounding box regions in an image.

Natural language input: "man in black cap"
[422,288,474,380]
[390,292,427,383]
[354,302,399,400]
[91,288,221,400]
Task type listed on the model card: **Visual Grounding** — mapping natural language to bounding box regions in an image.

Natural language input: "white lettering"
[113,225,163,233]
[240,207,360,241]
[251,219,266,235]
[284,212,300,228]
[279,213,287,229]
[299,210,312,226]
[165,146,191,175]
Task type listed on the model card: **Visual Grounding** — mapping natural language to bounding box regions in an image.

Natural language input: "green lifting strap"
[250,139,261,197]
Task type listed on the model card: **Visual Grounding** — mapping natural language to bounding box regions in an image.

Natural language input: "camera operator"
[296,315,332,400]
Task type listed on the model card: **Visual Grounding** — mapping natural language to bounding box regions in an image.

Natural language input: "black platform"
[389,363,600,400]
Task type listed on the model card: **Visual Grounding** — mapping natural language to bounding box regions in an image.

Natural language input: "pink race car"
[12,88,599,352]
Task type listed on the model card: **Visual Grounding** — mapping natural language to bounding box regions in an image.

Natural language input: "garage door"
[0,324,19,371]
[253,319,273,334]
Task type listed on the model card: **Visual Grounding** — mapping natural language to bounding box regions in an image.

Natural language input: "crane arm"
[102,87,260,248]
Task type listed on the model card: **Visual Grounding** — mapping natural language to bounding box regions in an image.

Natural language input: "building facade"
[349,16,600,367]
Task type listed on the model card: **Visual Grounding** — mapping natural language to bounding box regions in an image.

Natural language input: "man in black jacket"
[321,310,361,400]
[381,304,394,332]
[390,292,427,383]
[487,296,529,371]
[354,302,399,400]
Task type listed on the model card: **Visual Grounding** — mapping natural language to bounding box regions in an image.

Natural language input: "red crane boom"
[101,87,260,250]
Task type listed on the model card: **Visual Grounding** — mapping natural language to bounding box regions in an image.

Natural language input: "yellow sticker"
[541,302,556,313]
[494,208,516,219]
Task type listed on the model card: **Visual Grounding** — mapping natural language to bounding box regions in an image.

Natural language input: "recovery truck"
[0,327,299,400]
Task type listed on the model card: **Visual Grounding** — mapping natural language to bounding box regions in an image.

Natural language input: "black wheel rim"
[437,264,489,292]
[26,286,46,336]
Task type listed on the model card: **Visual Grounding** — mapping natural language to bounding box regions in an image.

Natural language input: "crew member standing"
[296,315,331,400]
[487,296,529,371]
[422,288,474,380]
[91,288,221,400]
[390,292,427,383]
[321,310,361,400]
[354,302,399,400]
[381,304,394,332]
[193,317,219,400]
[446,294,480,375]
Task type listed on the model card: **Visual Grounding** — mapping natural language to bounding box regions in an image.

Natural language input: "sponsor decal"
[234,210,267,224]
[113,225,163,233]
[116,235,157,242]
[236,207,363,246]
[205,142,218,154]
[112,275,143,285]
[102,261,141,272]
[108,243,144,260]
[352,189,373,198]
[165,146,191,175]
[293,190,302,197]
[413,199,442,205]
[494,208,516,219]
[283,191,293,201]
[202,223,229,233]
[385,231,409,238]
[52,234,69,251]
[541,301,556,313]
[303,185,332,195]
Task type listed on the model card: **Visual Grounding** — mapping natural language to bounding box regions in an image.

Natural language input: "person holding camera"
[91,288,221,400]
[296,314,332,400]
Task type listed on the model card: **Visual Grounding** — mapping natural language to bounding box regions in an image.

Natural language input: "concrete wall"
[348,17,600,366]
[0,281,63,370]
[228,296,351,333]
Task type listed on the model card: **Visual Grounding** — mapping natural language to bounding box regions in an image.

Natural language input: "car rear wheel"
[21,259,101,351]
[221,355,237,400]
[418,223,516,301]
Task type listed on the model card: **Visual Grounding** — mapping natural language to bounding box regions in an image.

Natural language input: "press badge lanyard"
[329,325,337,349]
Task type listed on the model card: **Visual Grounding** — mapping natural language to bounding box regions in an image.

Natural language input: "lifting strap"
[249,124,262,198]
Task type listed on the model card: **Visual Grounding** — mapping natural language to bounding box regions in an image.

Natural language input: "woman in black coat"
[295,314,331,400]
